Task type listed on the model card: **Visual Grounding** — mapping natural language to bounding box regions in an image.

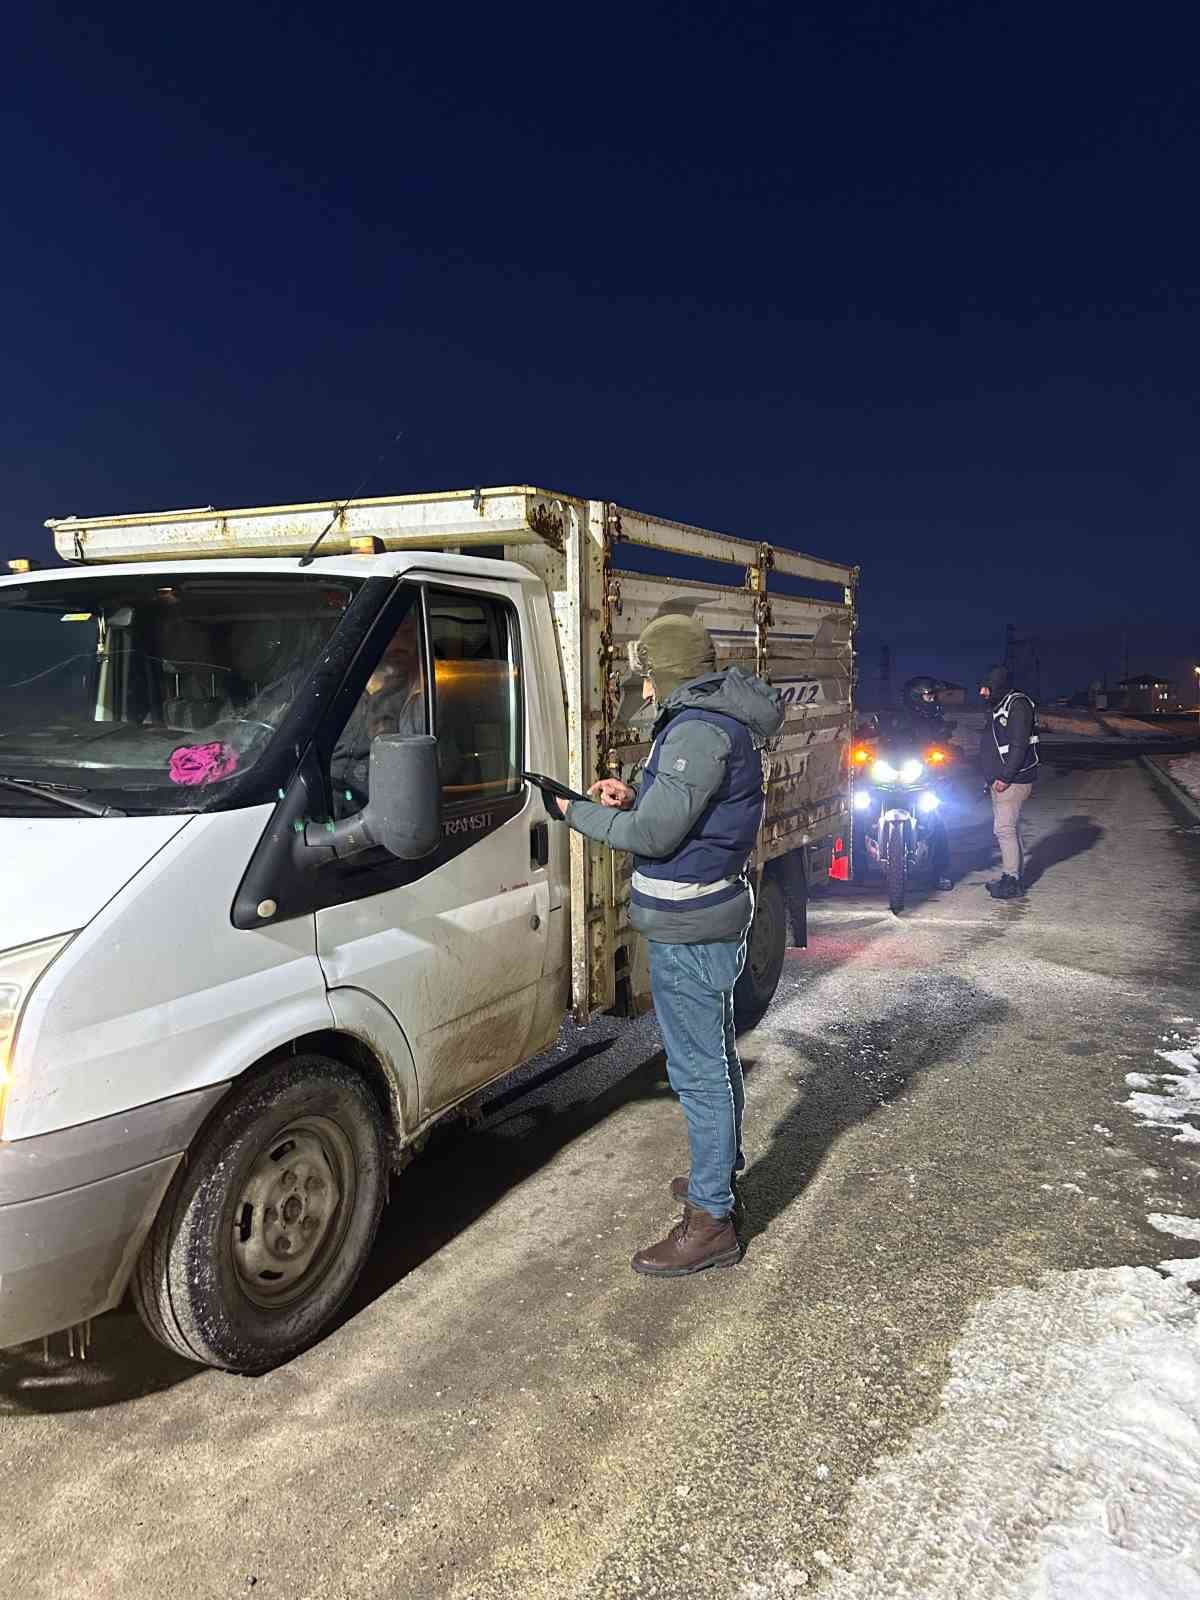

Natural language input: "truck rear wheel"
[734,876,787,1031]
[133,1054,387,1375]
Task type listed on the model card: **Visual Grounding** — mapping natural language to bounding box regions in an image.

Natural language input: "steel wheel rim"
[230,1116,357,1310]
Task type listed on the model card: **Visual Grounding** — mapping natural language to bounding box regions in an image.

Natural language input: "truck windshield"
[0,573,360,812]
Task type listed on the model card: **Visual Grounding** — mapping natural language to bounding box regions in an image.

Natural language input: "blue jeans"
[648,936,748,1219]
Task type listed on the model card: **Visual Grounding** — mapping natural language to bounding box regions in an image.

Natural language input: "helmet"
[903,675,942,713]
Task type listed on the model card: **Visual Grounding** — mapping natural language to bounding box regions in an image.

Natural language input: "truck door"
[315,581,549,1121]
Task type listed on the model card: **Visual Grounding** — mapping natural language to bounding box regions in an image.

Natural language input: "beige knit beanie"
[633,614,717,701]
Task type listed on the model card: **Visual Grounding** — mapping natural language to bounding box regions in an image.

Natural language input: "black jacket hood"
[980,664,1010,699]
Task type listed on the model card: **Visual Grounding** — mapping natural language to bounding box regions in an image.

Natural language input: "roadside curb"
[1139,754,1200,824]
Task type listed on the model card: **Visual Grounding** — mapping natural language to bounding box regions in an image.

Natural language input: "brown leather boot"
[670,1174,746,1230]
[631,1204,741,1277]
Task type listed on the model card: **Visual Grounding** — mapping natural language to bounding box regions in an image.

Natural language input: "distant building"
[1118,674,1172,715]
[1088,680,1124,710]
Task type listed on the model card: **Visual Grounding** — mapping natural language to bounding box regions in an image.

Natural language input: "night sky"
[4,2,1197,701]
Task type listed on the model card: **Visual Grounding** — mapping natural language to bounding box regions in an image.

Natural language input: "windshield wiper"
[0,775,127,818]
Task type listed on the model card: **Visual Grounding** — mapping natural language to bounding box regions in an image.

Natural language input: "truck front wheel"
[733,876,787,1031]
[133,1054,387,1375]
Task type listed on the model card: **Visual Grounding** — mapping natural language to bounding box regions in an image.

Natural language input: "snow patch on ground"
[1097,711,1177,738]
[821,1268,1200,1600]
[813,1011,1200,1600]
[1038,710,1168,741]
[1167,755,1200,802]
[1150,1215,1200,1245]
[1121,1031,1200,1145]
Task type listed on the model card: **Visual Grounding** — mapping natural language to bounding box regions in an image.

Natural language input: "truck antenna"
[298,430,406,567]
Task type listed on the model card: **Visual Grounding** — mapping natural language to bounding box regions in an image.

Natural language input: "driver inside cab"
[332,612,427,813]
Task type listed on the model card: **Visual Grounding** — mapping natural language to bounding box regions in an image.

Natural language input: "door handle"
[530,821,550,869]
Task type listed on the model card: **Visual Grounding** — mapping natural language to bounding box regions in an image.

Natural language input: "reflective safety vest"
[630,707,765,917]
[991,691,1040,781]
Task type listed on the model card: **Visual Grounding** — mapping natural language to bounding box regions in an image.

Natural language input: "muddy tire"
[734,876,787,1031]
[132,1055,387,1375]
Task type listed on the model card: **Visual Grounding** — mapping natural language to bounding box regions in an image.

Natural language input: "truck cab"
[0,487,855,1371]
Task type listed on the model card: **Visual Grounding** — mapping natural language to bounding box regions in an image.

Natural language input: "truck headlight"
[900,758,924,783]
[853,788,873,811]
[871,759,898,783]
[0,935,74,1134]
[918,790,941,813]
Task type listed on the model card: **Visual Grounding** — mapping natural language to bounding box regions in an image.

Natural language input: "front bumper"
[0,1083,228,1349]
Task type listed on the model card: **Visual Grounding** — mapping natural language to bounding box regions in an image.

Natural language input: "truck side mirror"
[296,734,442,864]
[365,734,442,858]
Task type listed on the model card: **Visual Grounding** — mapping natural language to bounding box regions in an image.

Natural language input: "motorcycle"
[849,734,953,914]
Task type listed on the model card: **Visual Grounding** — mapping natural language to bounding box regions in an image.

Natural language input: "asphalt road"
[3,748,1199,1600]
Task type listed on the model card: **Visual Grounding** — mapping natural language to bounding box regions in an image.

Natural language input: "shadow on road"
[0,1031,668,1415]
[0,871,994,1412]
[0,1324,198,1416]
[953,813,1002,879]
[949,764,1109,886]
[739,974,1009,1249]
[344,1035,676,1319]
[1022,813,1104,888]
[340,896,909,1320]
[0,1033,679,1414]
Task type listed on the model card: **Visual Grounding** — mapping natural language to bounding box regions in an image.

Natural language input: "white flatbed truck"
[0,486,855,1371]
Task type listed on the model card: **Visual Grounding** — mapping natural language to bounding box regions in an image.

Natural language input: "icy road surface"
[2,745,1199,1599]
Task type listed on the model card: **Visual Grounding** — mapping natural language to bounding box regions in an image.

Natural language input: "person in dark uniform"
[978,664,1040,898]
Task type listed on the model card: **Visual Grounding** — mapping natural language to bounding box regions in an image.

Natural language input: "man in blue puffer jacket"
[558,615,784,1277]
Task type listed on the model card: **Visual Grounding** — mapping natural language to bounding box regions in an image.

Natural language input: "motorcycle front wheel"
[885,820,907,914]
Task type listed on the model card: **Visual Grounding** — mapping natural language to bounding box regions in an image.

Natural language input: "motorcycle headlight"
[0,934,74,1134]
[918,790,941,813]
[900,758,924,784]
[871,759,898,783]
